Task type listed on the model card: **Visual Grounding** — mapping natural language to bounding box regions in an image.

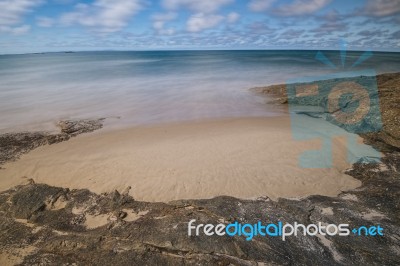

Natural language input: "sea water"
[0,50,399,132]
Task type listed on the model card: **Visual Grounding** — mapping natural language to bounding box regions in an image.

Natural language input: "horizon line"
[2,47,400,56]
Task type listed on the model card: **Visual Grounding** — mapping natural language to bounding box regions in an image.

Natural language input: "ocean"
[1,50,400,133]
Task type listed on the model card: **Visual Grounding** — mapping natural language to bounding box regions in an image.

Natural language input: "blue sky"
[0,0,399,54]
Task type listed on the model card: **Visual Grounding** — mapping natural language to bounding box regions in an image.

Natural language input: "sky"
[0,0,399,54]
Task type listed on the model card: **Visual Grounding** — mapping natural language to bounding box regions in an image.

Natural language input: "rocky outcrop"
[0,119,105,166]
[0,151,399,265]
[251,72,400,151]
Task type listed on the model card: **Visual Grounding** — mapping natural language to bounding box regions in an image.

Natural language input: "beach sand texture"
[0,115,366,202]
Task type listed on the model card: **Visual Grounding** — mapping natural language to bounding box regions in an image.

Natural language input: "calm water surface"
[1,50,399,132]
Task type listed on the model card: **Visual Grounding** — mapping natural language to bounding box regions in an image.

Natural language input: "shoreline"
[0,115,364,202]
[1,72,398,202]
[0,72,399,264]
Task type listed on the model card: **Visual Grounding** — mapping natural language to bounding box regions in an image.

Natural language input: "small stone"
[118,211,127,219]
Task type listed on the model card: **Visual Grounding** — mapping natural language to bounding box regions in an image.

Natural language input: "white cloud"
[37,17,55,27]
[162,1,237,33]
[248,0,276,12]
[0,0,43,34]
[227,12,240,23]
[274,0,332,16]
[0,0,43,26]
[362,0,400,17]
[152,12,177,35]
[54,0,77,3]
[162,0,233,13]
[152,12,178,22]
[60,0,143,33]
[0,24,31,35]
[11,24,31,34]
[186,13,224,32]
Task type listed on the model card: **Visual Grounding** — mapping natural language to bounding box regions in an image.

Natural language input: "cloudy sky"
[0,0,399,54]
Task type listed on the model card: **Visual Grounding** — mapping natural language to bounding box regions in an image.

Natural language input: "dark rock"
[0,151,399,265]
[295,111,326,119]
[0,118,105,166]
[251,72,400,151]
[58,119,104,136]
[118,211,127,219]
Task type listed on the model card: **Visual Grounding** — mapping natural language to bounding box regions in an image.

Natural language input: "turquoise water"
[1,50,399,132]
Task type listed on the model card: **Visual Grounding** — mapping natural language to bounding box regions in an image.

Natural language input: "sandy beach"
[2,0,400,262]
[0,115,364,202]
